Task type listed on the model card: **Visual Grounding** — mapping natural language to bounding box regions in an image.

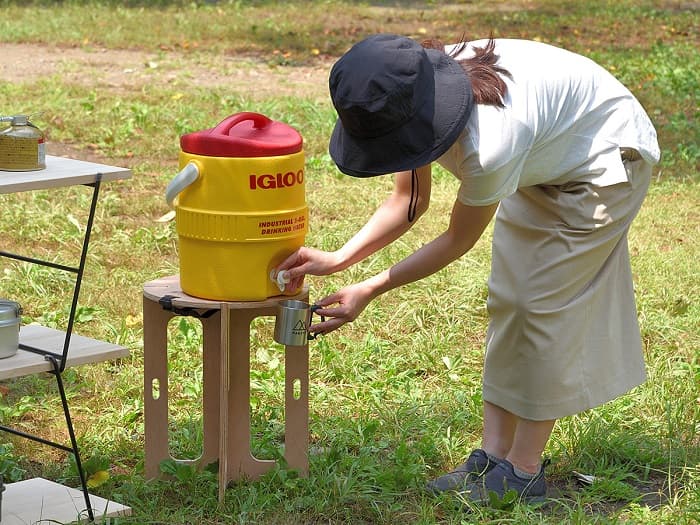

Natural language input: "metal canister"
[0,300,22,359]
[0,115,46,171]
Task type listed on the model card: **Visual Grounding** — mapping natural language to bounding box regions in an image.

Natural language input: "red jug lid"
[180,112,302,157]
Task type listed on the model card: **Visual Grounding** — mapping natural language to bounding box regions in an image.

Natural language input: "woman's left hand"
[310,282,375,335]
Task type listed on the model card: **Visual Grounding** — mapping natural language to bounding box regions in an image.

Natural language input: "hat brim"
[329,49,473,178]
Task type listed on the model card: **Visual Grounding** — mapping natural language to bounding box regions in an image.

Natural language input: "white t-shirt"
[437,39,660,206]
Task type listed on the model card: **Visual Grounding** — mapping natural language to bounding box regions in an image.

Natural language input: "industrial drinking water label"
[256,211,307,238]
[175,206,308,242]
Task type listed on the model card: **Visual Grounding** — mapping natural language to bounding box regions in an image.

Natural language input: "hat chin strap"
[408,168,419,223]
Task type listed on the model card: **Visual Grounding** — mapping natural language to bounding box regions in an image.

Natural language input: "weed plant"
[0,1,698,523]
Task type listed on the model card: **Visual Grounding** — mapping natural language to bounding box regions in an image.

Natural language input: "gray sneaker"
[426,449,499,493]
[460,458,549,506]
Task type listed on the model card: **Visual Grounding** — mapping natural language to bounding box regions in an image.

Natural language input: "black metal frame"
[0,175,103,522]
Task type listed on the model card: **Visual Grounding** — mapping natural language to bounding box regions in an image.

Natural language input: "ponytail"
[422,36,512,108]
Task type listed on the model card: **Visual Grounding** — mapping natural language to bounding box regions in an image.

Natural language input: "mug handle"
[308,305,325,340]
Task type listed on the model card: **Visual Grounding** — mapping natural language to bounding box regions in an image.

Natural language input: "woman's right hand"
[273,247,341,293]
[309,280,375,335]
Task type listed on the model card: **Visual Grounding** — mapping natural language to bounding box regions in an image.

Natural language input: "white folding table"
[0,155,133,522]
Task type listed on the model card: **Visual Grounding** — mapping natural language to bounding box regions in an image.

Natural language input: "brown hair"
[422,37,512,107]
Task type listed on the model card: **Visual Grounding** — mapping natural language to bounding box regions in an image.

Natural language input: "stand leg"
[201,311,222,470]
[218,303,230,503]
[143,296,172,479]
[145,297,222,479]
[220,307,275,490]
[284,344,309,476]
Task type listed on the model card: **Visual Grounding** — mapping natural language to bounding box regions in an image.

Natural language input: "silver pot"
[0,300,21,359]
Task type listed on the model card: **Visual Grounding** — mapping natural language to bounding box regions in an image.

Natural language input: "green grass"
[0,1,699,523]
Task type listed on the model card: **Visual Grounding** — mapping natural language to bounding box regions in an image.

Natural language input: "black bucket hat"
[328,34,474,178]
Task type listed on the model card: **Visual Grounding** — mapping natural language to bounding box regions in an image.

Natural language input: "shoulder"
[466,105,533,173]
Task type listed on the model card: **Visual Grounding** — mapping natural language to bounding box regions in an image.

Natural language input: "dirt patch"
[1,42,334,162]
[0,42,333,100]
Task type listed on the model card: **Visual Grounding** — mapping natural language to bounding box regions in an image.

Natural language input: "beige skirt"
[482,157,652,420]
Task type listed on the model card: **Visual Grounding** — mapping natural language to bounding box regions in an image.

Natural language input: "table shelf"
[3,477,131,524]
[0,155,131,194]
[0,325,129,381]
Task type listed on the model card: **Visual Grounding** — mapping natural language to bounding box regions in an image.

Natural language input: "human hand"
[273,247,340,293]
[309,282,374,335]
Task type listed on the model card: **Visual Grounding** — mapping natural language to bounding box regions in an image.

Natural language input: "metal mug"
[0,300,21,359]
[273,300,324,346]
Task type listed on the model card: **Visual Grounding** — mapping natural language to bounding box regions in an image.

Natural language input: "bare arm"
[367,199,497,295]
[313,198,499,332]
[276,165,432,284]
[334,165,432,270]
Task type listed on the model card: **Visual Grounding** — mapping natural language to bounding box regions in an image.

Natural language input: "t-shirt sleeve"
[455,106,533,206]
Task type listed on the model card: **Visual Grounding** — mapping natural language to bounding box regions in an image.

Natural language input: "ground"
[0,42,330,96]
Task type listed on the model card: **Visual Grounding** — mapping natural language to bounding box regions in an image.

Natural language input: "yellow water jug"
[166,112,307,301]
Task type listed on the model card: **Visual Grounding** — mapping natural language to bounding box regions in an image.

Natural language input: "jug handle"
[165,161,200,207]
[213,112,271,134]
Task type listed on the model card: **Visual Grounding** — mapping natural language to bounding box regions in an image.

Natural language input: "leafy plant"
[66,451,112,489]
[0,395,35,422]
[0,444,27,482]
